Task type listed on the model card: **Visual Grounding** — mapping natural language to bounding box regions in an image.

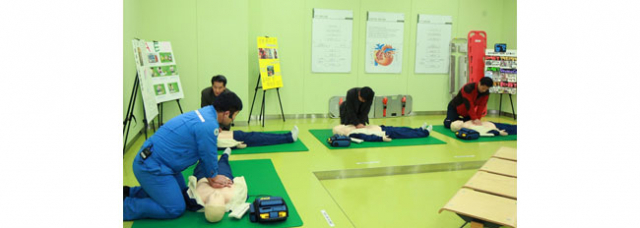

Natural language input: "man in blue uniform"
[123,91,243,220]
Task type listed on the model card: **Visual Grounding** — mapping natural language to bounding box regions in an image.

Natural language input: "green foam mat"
[218,131,308,154]
[431,125,517,142]
[132,159,303,228]
[309,129,446,150]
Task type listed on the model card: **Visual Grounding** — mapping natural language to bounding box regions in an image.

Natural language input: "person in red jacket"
[444,77,494,129]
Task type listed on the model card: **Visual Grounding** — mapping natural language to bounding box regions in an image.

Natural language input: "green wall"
[246,0,517,116]
[490,0,517,115]
[124,0,516,146]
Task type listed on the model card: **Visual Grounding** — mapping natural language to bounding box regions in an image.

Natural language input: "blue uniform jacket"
[138,106,220,179]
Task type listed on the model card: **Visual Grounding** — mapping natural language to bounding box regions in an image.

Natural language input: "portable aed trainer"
[249,196,289,223]
[328,134,351,147]
[455,128,480,140]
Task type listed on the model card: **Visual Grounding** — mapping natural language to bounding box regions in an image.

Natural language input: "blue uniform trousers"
[491,122,517,135]
[350,125,430,142]
[124,153,235,220]
[124,154,187,220]
[233,130,293,147]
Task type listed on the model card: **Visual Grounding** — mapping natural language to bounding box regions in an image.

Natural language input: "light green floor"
[123,114,517,228]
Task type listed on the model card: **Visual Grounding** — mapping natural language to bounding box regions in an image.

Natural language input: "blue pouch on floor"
[328,134,351,147]
[456,128,480,140]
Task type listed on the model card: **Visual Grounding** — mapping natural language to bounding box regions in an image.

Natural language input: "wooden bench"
[464,171,516,199]
[439,188,517,227]
[440,147,517,227]
[479,157,516,178]
[492,147,516,161]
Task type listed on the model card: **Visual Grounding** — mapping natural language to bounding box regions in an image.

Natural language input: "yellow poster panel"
[257,37,283,90]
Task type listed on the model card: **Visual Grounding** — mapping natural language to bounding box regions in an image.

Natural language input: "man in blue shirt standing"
[124,92,243,220]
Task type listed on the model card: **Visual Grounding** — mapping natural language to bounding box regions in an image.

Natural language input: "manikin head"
[478,77,494,93]
[358,86,375,103]
[211,75,228,97]
[212,91,243,129]
[450,120,465,132]
[204,193,226,223]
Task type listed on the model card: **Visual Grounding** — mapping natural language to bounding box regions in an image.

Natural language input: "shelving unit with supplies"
[484,49,516,119]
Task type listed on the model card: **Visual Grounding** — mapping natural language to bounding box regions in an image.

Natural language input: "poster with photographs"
[257,36,283,90]
[145,41,184,103]
[131,39,158,121]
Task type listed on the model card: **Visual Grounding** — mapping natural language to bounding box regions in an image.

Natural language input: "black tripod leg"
[142,108,148,140]
[509,94,516,120]
[499,94,503,118]
[259,90,265,121]
[143,119,148,139]
[176,100,184,114]
[156,104,160,127]
[261,90,266,127]
[124,75,139,153]
[124,75,138,133]
[158,103,164,127]
[248,74,262,124]
[258,98,263,121]
[276,88,285,121]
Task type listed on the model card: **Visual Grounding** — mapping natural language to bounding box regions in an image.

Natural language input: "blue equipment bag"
[327,134,351,147]
[455,128,480,140]
[249,196,289,223]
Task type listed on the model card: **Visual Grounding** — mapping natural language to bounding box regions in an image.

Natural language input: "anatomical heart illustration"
[373,44,395,66]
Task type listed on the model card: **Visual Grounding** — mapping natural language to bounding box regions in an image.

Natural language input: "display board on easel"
[248,36,286,127]
[126,39,160,153]
[257,37,283,90]
[127,39,185,151]
[131,39,159,122]
[145,41,185,103]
